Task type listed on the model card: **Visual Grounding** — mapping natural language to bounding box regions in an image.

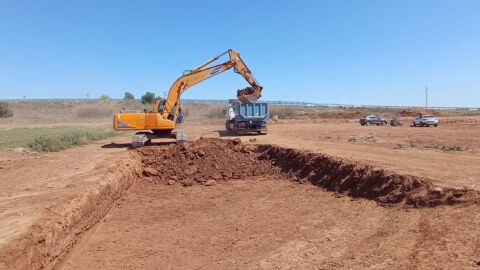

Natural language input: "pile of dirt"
[256,145,479,207]
[399,109,441,117]
[137,138,279,186]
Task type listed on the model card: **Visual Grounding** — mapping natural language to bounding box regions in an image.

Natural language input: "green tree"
[99,94,111,102]
[141,92,156,104]
[123,91,135,100]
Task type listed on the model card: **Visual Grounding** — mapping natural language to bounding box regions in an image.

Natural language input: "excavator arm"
[228,49,263,104]
[160,49,263,119]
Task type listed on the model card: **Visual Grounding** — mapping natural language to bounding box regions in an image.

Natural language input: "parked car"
[359,115,388,126]
[412,115,439,127]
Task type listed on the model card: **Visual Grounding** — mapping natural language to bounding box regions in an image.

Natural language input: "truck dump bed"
[230,99,269,121]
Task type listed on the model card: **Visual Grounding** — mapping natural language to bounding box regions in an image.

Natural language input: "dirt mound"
[399,108,441,117]
[256,145,479,207]
[137,138,279,186]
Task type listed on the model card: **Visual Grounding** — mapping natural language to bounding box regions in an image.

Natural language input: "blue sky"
[0,0,479,107]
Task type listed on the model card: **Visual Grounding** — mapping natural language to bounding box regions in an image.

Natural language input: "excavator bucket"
[237,87,261,104]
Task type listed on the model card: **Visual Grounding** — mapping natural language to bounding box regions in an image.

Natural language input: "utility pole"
[425,86,428,109]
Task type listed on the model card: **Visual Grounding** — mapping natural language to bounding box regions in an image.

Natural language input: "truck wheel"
[434,124,438,127]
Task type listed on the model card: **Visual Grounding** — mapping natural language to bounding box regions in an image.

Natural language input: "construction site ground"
[1,117,479,269]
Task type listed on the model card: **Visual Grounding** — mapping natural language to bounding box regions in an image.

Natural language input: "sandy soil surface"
[57,179,480,270]
[1,117,479,269]
[0,136,129,248]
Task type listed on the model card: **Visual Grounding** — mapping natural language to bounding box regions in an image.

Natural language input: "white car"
[413,115,439,127]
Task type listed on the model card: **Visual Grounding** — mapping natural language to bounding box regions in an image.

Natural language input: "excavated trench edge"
[256,144,479,207]
[1,138,479,270]
[0,158,141,270]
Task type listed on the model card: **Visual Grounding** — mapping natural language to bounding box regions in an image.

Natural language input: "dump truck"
[225,99,268,135]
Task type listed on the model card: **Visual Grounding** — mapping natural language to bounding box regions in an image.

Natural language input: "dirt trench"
[3,138,480,269]
[57,138,480,269]
[138,138,479,207]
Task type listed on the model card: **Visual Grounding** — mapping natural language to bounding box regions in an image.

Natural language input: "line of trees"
[95,91,161,104]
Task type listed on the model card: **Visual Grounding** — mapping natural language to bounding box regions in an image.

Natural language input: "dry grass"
[1,101,478,127]
[181,103,226,121]
[269,106,297,119]
[75,103,117,118]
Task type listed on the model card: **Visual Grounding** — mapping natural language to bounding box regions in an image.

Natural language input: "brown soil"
[0,157,140,270]
[2,118,480,269]
[258,144,478,207]
[58,180,480,270]
[137,138,277,186]
[398,108,441,117]
[139,138,478,207]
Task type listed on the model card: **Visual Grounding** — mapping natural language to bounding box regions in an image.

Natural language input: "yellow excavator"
[113,49,263,146]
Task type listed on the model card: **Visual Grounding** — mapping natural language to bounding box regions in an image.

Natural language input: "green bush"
[28,130,117,152]
[124,92,135,100]
[0,102,13,118]
[141,92,156,104]
[393,143,406,149]
[438,145,464,152]
[99,94,111,102]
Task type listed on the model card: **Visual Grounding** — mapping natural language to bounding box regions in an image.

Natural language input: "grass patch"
[393,143,406,149]
[0,127,119,151]
[436,144,464,152]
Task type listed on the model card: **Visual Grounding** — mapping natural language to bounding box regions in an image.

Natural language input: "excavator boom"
[161,49,262,119]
